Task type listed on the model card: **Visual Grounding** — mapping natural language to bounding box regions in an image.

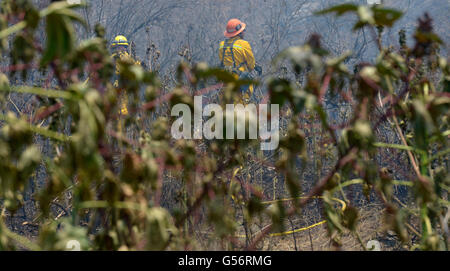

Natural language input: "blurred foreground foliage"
[0,1,448,250]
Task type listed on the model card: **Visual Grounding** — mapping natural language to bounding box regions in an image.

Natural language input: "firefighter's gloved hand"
[254,65,262,76]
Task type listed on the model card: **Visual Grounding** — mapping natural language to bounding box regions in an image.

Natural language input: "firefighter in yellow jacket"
[110,35,141,117]
[219,19,261,103]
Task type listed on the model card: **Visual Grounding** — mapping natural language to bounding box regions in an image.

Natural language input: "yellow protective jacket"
[111,51,141,116]
[219,36,255,73]
[219,36,256,101]
[82,50,140,116]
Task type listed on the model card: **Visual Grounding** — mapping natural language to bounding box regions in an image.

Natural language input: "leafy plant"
[0,1,448,251]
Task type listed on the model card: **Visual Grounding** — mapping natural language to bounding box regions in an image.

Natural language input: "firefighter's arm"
[242,41,255,71]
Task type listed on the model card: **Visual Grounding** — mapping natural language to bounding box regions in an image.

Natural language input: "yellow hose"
[234,196,346,238]
[230,166,347,237]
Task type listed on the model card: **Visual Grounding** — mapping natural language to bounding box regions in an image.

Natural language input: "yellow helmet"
[111,35,129,47]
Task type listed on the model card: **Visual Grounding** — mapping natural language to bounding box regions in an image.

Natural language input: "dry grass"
[262,204,405,251]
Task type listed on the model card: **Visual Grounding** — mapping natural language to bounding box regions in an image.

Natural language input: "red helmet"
[224,18,246,38]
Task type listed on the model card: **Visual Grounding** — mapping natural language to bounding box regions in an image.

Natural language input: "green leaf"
[373,7,403,27]
[3,85,77,100]
[0,73,10,90]
[0,113,70,142]
[146,208,177,250]
[268,78,292,108]
[343,206,359,231]
[41,2,86,65]
[317,4,402,30]
[412,100,434,150]
[315,4,358,16]
[0,21,27,40]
